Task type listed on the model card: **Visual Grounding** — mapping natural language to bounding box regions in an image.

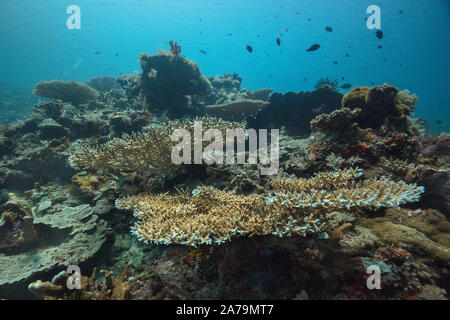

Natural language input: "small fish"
[246,45,253,52]
[377,45,383,49]
[306,44,320,52]
[199,49,207,54]
[341,76,345,80]
[94,51,101,54]
[436,120,442,125]
[399,10,403,14]
[333,61,338,65]
[307,18,311,21]
[227,33,232,36]
[325,26,333,32]
[115,53,119,56]
[304,78,308,82]
[276,38,281,46]
[296,12,299,15]
[340,83,352,89]
[285,28,288,32]
[345,53,349,57]
[376,30,383,39]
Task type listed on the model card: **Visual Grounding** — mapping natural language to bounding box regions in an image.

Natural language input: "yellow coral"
[116,168,424,247]
[69,117,246,179]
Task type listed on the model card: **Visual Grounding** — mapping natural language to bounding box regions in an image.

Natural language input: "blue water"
[0,0,449,132]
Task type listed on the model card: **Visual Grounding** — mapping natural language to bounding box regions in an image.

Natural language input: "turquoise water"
[0,0,449,132]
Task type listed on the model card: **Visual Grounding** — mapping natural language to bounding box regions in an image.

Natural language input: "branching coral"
[28,263,131,300]
[116,168,424,247]
[69,117,246,179]
[206,99,269,121]
[33,80,99,107]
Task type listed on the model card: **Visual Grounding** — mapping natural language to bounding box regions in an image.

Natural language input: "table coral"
[116,168,424,247]
[33,80,99,107]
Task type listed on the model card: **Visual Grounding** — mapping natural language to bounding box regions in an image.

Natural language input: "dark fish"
[199,49,207,54]
[115,53,119,56]
[342,76,344,80]
[227,33,232,36]
[376,30,383,39]
[436,120,442,125]
[306,44,320,52]
[325,26,333,32]
[307,18,311,21]
[345,53,349,57]
[296,12,299,15]
[246,45,253,52]
[333,61,338,65]
[276,38,281,46]
[285,28,288,32]
[399,10,403,14]
[304,78,308,82]
[340,83,352,89]
[94,51,101,54]
[377,45,383,49]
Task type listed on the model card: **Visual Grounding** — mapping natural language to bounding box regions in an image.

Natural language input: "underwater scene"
[0,0,449,303]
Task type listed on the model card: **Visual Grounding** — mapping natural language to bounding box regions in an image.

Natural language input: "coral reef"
[310,107,361,133]
[33,80,99,107]
[247,87,343,137]
[68,117,246,180]
[341,84,417,129]
[28,263,131,300]
[116,168,423,247]
[206,99,269,121]
[0,204,108,298]
[139,43,212,117]
[87,76,120,92]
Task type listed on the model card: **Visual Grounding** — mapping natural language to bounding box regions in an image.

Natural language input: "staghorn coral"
[116,168,424,247]
[69,117,246,179]
[28,263,131,300]
[33,80,99,107]
[206,99,269,121]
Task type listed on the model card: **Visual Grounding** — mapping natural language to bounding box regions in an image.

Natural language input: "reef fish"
[276,38,281,46]
[325,26,333,32]
[199,49,207,54]
[246,45,253,52]
[340,83,352,89]
[306,44,320,52]
[376,30,383,39]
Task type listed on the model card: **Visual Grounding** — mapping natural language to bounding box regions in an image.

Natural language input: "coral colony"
[0,39,449,301]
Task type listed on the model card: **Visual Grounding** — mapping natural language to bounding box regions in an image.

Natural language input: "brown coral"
[28,263,132,300]
[341,84,416,129]
[206,99,269,121]
[33,80,99,107]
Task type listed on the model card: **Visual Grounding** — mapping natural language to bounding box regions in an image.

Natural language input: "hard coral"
[206,99,269,121]
[28,263,132,300]
[139,45,211,118]
[116,168,424,247]
[69,117,246,180]
[33,80,99,107]
[342,84,416,129]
